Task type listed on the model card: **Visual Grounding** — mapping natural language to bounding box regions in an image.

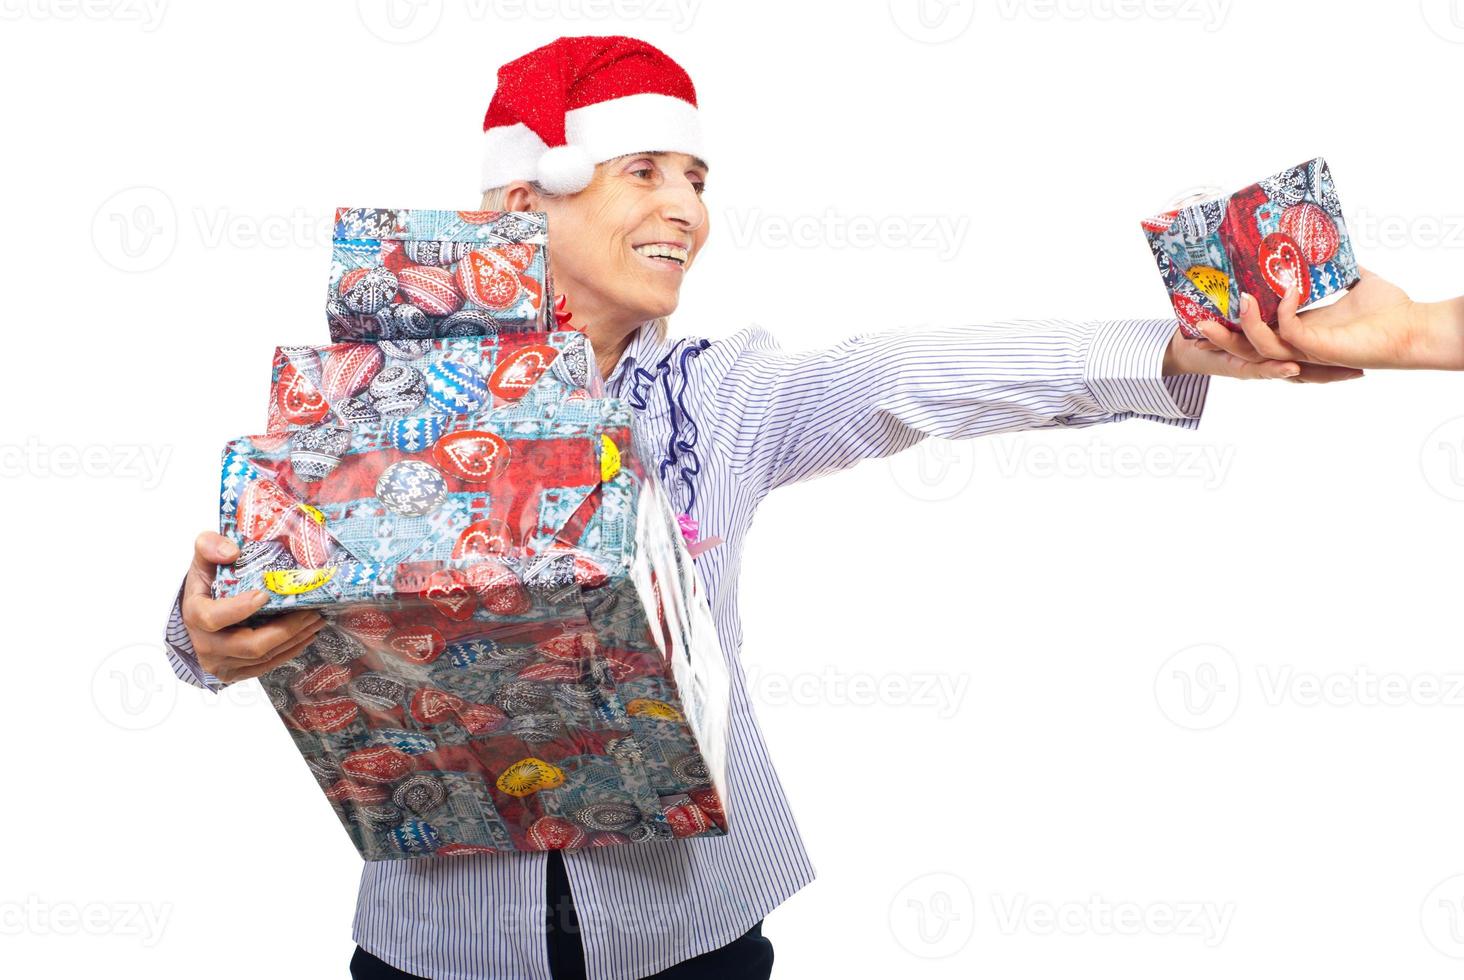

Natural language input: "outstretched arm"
[707,316,1356,493]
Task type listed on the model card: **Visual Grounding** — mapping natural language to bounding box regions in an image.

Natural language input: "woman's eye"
[691,181,706,196]
[630,167,655,180]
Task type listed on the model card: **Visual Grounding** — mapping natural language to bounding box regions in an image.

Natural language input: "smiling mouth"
[632,243,689,267]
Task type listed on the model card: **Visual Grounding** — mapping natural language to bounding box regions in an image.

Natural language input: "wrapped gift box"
[213,398,730,858]
[328,207,553,342]
[265,330,599,434]
[215,402,631,609]
[249,479,730,859]
[1142,157,1360,338]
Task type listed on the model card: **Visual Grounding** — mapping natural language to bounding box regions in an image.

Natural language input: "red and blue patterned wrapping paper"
[203,208,730,859]
[328,207,553,342]
[212,394,731,858]
[265,330,600,435]
[1142,157,1360,338]
[214,402,627,606]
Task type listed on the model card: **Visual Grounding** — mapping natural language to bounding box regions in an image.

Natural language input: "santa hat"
[481,35,704,196]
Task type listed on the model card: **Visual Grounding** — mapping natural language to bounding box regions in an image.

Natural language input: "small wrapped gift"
[328,207,553,342]
[265,330,599,434]
[1142,157,1360,338]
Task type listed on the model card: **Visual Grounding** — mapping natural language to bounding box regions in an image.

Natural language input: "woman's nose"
[658,179,705,231]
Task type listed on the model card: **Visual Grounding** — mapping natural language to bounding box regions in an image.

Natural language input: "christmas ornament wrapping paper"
[265,330,600,434]
[328,207,553,342]
[202,206,731,859]
[1142,157,1360,338]
[212,394,730,858]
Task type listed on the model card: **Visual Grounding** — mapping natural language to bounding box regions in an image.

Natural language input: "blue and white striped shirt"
[164,315,1207,979]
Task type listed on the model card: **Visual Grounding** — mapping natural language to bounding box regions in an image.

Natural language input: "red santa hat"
[481,36,704,196]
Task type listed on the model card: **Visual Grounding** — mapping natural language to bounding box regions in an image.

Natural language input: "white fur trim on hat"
[536,145,595,194]
[482,92,703,193]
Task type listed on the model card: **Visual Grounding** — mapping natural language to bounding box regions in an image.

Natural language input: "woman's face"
[524,151,709,326]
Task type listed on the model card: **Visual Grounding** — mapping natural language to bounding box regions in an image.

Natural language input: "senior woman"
[162,36,1361,980]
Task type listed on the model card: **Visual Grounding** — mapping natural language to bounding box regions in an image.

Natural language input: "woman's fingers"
[246,629,326,678]
[183,589,271,634]
[1197,318,1264,362]
[183,530,240,601]
[1237,290,1301,361]
[209,618,329,684]
[190,531,238,577]
[1288,364,1365,384]
[232,610,328,659]
[1210,349,1300,380]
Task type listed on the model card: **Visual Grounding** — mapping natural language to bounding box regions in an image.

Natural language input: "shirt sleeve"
[710,316,1208,493]
[163,580,228,693]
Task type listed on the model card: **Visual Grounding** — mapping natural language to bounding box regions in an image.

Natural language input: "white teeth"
[633,243,688,264]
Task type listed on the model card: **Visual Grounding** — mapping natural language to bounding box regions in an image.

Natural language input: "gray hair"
[479,182,670,344]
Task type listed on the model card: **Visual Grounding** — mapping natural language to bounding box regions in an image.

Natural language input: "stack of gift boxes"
[211,207,730,860]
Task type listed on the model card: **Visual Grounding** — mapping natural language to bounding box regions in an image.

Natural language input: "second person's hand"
[1187,288,1366,382]
[1272,268,1464,371]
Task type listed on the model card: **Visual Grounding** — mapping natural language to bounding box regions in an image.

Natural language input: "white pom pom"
[536,145,594,195]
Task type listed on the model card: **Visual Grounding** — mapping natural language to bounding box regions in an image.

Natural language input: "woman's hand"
[1269,268,1464,371]
[181,532,326,685]
[1169,289,1365,382]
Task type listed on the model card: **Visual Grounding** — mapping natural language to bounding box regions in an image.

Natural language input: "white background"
[2,0,1463,976]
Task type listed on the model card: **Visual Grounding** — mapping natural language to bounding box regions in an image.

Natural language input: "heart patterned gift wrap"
[1141,157,1360,338]
[328,208,553,342]
[265,330,598,436]
[213,381,729,860]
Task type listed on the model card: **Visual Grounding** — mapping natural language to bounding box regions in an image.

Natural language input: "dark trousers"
[350,850,774,979]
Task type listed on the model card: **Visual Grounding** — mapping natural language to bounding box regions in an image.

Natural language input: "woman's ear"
[502,181,539,212]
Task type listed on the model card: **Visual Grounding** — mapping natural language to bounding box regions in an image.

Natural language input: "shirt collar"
[604,321,667,396]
